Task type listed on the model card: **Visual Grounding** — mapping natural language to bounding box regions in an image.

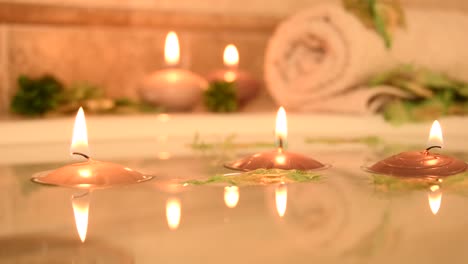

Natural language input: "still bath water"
[0,136,468,264]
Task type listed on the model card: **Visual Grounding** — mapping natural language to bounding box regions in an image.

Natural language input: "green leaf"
[183,169,322,186]
[203,81,238,112]
[343,0,405,49]
[10,75,64,116]
[382,100,412,125]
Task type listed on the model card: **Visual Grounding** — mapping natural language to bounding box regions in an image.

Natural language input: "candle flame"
[223,44,239,67]
[166,197,181,230]
[224,186,240,208]
[70,107,90,157]
[428,185,442,215]
[165,31,180,66]
[275,107,287,146]
[427,120,443,148]
[72,193,90,243]
[275,184,287,218]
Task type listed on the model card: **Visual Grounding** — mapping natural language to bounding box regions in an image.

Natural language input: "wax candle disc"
[366,151,468,177]
[32,159,153,189]
[224,150,328,171]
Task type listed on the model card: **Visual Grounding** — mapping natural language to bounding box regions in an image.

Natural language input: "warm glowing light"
[428,185,442,215]
[275,184,287,218]
[275,153,286,165]
[428,120,443,148]
[70,107,89,156]
[224,186,240,208]
[223,71,237,82]
[158,151,171,160]
[78,169,92,178]
[275,107,287,145]
[223,44,239,67]
[165,31,180,66]
[166,197,181,230]
[72,193,90,243]
[157,113,171,123]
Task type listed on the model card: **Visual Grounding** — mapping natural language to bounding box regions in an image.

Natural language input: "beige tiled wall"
[0,25,8,115]
[1,24,270,115]
[6,0,468,15]
[1,0,468,116]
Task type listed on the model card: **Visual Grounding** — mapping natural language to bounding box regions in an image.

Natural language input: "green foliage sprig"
[342,0,405,48]
[203,81,238,112]
[11,75,64,116]
[184,169,322,186]
[369,64,468,124]
[10,74,161,116]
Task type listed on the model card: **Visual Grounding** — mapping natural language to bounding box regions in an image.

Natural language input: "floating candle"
[32,107,153,188]
[140,31,208,111]
[366,120,467,177]
[207,44,260,104]
[224,107,327,171]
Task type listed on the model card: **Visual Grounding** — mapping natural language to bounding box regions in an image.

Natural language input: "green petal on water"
[184,169,322,186]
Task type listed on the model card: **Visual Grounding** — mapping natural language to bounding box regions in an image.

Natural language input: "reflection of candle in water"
[275,184,287,218]
[224,186,240,208]
[428,185,442,215]
[72,192,90,243]
[166,197,181,230]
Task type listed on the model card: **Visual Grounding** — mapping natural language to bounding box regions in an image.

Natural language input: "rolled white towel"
[265,4,468,113]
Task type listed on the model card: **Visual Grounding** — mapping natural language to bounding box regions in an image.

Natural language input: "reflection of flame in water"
[72,192,91,243]
[427,120,443,148]
[70,107,89,156]
[166,197,181,230]
[275,184,287,217]
[428,185,442,215]
[224,186,240,208]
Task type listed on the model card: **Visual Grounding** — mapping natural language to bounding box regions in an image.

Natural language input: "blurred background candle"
[207,44,260,105]
[140,31,208,111]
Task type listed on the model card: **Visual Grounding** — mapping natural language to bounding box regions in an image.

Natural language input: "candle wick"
[72,152,90,160]
[276,137,285,151]
[424,145,442,155]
